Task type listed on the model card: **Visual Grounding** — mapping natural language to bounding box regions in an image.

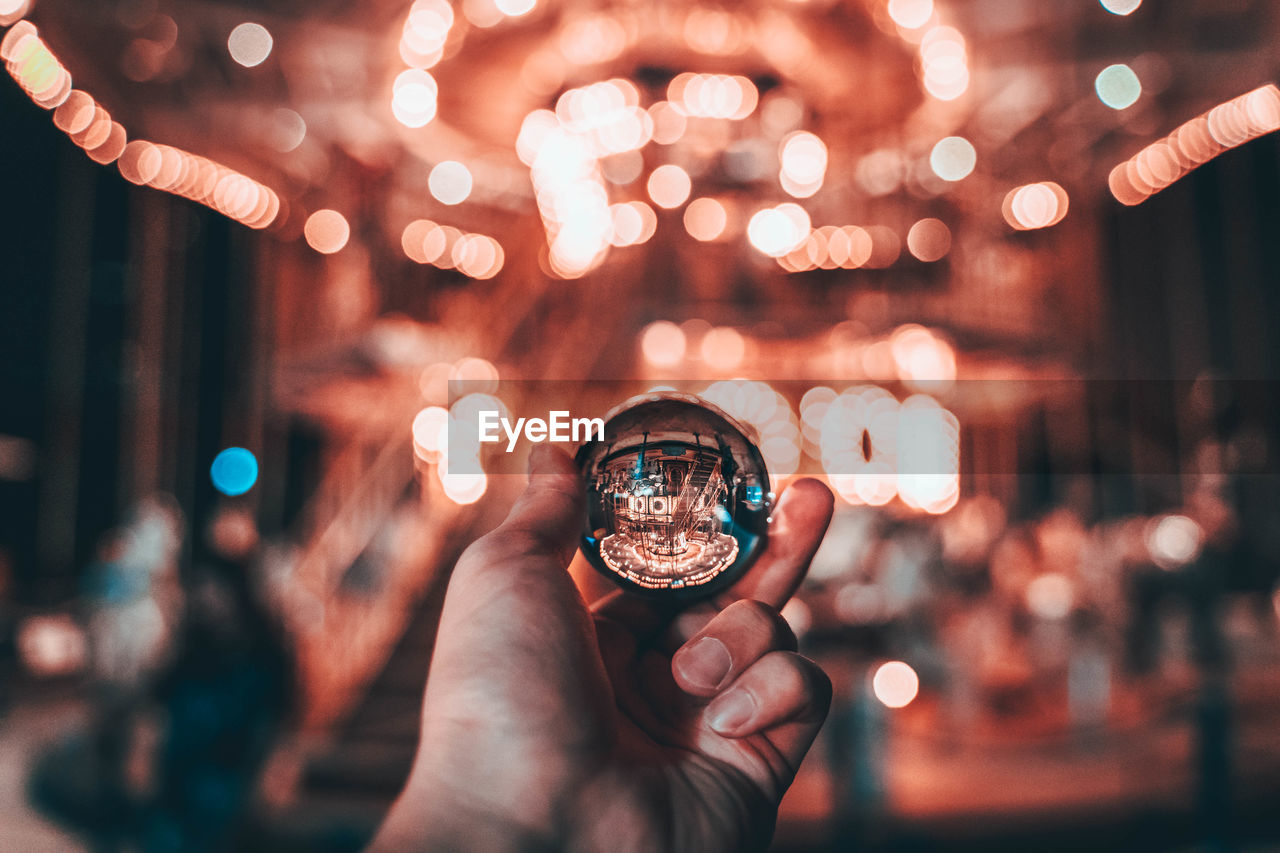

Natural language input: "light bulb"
[576,394,771,600]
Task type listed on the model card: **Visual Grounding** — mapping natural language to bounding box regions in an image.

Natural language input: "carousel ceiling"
[4,0,1279,287]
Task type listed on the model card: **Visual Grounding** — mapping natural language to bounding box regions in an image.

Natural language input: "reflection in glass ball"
[576,394,771,600]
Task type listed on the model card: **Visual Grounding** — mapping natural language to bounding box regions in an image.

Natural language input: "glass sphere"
[575,393,771,600]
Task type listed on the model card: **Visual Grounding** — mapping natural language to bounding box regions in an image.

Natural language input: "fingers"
[703,650,831,739]
[718,477,834,610]
[671,600,797,697]
[459,445,584,575]
[668,598,831,790]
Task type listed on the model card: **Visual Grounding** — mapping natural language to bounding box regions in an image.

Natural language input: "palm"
[374,449,833,852]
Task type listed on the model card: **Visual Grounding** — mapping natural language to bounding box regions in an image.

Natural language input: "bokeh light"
[392,68,439,127]
[701,327,746,371]
[1003,181,1069,230]
[872,661,920,709]
[211,447,259,496]
[494,0,536,17]
[0,0,32,27]
[748,204,810,257]
[227,22,273,68]
[1096,63,1142,110]
[641,321,687,367]
[1100,0,1141,14]
[429,160,474,205]
[1146,514,1203,569]
[887,0,933,30]
[929,136,976,181]
[647,164,692,209]
[304,209,351,254]
[906,218,951,261]
[1026,573,1075,620]
[683,197,728,241]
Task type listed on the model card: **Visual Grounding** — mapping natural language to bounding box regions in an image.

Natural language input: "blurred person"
[30,498,185,847]
[145,507,295,852]
[372,447,835,852]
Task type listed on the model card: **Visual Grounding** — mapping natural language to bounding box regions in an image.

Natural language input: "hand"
[373,446,835,852]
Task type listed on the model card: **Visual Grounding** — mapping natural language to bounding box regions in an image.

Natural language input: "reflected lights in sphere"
[647,164,692,209]
[429,160,473,205]
[1096,63,1141,110]
[575,395,771,598]
[304,209,351,254]
[641,321,687,367]
[872,661,919,709]
[906,218,951,262]
[210,447,259,496]
[684,197,728,241]
[1100,0,1141,14]
[929,136,976,181]
[227,22,273,68]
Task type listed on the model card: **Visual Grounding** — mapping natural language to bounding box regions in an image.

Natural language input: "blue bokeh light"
[210,447,259,496]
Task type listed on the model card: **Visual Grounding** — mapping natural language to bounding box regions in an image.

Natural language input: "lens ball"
[575,394,771,600]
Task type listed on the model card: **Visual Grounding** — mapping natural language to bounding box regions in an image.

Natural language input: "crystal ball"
[575,393,771,600]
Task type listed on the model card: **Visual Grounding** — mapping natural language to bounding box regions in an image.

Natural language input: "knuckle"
[780,652,832,712]
[731,599,797,650]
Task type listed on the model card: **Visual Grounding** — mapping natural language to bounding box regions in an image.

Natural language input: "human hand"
[373,446,835,852]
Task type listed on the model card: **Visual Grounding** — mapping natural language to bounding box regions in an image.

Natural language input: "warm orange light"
[887,0,933,30]
[392,68,439,127]
[227,22,273,68]
[929,136,976,181]
[779,131,827,198]
[1109,85,1280,206]
[1002,181,1068,230]
[0,0,31,26]
[412,406,450,460]
[402,219,436,263]
[647,164,692,209]
[701,326,746,371]
[906,218,951,261]
[748,204,809,257]
[85,121,127,164]
[304,209,351,254]
[683,197,727,241]
[668,72,758,120]
[429,160,473,205]
[872,661,919,708]
[52,90,95,134]
[641,321,687,367]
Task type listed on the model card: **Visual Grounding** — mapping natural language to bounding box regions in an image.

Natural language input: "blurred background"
[3,0,1280,849]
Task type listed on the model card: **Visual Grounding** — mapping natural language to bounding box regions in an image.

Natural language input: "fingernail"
[707,687,757,735]
[673,637,732,691]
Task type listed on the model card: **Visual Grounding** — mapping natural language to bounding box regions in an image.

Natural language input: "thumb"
[451,444,585,592]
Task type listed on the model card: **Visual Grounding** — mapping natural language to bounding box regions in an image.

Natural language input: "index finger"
[591,477,834,639]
